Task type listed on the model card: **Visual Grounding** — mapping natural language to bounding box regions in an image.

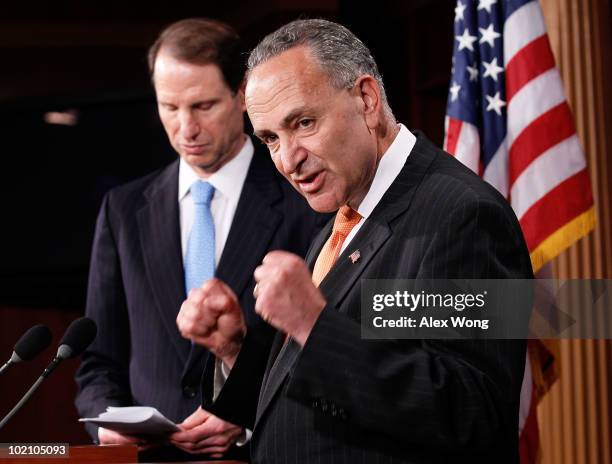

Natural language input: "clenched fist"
[253,250,326,346]
[177,278,246,368]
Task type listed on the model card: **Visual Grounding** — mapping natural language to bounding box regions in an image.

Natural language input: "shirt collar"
[355,124,416,219]
[178,136,254,204]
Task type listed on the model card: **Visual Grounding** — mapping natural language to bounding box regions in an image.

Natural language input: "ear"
[354,75,383,130]
[236,78,247,112]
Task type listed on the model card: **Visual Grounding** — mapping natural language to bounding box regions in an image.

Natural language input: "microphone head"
[13,324,52,362]
[57,317,97,359]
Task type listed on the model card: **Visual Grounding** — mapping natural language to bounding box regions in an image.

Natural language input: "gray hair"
[247,19,394,117]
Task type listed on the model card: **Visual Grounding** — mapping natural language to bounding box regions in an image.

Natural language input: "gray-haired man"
[178,19,532,463]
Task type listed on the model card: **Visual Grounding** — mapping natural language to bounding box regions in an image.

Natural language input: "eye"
[196,102,214,111]
[161,103,177,112]
[298,118,313,128]
[262,134,278,145]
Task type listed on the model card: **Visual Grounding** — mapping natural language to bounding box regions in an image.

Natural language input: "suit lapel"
[215,144,283,298]
[137,161,190,364]
[318,219,391,309]
[256,337,301,423]
[183,143,284,376]
[255,132,440,424]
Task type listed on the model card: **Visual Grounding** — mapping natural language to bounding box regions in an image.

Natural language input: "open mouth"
[296,171,324,194]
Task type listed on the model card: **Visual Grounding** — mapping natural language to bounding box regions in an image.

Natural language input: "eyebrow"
[253,105,312,139]
[158,98,218,106]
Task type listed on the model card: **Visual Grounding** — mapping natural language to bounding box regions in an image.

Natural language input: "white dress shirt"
[178,136,254,263]
[179,136,255,444]
[340,124,417,253]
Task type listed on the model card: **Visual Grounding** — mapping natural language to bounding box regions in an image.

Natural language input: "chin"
[186,154,221,171]
[306,195,342,213]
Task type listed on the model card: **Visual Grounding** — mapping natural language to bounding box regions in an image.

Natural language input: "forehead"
[153,52,228,98]
[245,47,334,125]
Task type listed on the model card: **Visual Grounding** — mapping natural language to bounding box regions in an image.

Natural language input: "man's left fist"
[253,250,326,346]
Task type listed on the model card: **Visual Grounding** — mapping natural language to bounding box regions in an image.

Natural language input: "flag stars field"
[483,57,504,81]
[467,64,479,81]
[486,92,506,115]
[450,82,462,101]
[479,23,501,47]
[477,0,497,13]
[455,1,467,21]
[456,28,478,51]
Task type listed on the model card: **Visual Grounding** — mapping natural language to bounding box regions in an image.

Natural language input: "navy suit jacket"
[205,133,533,464]
[75,141,324,446]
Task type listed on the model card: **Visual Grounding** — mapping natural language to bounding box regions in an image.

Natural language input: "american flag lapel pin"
[349,249,361,264]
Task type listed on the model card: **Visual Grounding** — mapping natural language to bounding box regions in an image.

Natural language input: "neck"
[347,120,400,211]
[376,120,400,162]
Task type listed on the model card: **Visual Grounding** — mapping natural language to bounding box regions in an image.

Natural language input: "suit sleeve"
[201,207,330,428]
[202,330,274,430]
[74,193,133,440]
[285,197,531,452]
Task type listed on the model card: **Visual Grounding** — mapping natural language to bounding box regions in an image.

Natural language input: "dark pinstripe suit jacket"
[74,141,323,446]
[205,132,533,464]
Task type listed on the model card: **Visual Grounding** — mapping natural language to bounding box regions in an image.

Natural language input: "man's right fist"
[177,278,246,368]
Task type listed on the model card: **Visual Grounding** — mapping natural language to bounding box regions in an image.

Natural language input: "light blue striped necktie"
[185,180,215,295]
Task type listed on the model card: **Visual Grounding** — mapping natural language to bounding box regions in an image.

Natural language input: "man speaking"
[177,19,533,463]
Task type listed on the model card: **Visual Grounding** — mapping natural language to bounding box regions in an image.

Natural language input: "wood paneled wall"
[537,0,612,462]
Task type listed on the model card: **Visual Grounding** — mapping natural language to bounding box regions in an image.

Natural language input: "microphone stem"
[0,376,44,430]
[41,357,62,379]
[0,357,63,430]
[0,361,12,375]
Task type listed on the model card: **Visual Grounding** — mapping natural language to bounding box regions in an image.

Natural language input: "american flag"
[444,0,595,272]
[444,1,596,462]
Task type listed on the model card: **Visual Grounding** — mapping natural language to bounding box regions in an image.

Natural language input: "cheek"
[311,115,356,167]
[159,113,177,137]
[332,122,372,178]
[271,153,287,176]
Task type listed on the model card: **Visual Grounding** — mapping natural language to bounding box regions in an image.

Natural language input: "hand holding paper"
[79,406,178,435]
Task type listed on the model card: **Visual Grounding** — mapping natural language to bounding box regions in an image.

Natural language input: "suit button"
[183,386,197,398]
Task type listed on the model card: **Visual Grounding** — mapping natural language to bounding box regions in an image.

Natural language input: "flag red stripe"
[519,169,594,251]
[508,102,577,186]
[506,35,556,103]
[445,117,462,155]
[519,385,540,464]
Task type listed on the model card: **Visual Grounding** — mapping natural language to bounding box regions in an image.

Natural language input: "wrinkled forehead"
[247,47,335,93]
[245,47,335,121]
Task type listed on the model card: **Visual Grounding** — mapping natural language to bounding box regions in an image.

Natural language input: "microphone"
[0,317,97,430]
[0,324,52,375]
[43,317,98,378]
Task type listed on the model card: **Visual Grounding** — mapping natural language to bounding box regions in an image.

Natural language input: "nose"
[279,135,307,175]
[178,110,200,140]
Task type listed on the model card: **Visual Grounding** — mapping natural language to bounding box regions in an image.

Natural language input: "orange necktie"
[312,205,362,286]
